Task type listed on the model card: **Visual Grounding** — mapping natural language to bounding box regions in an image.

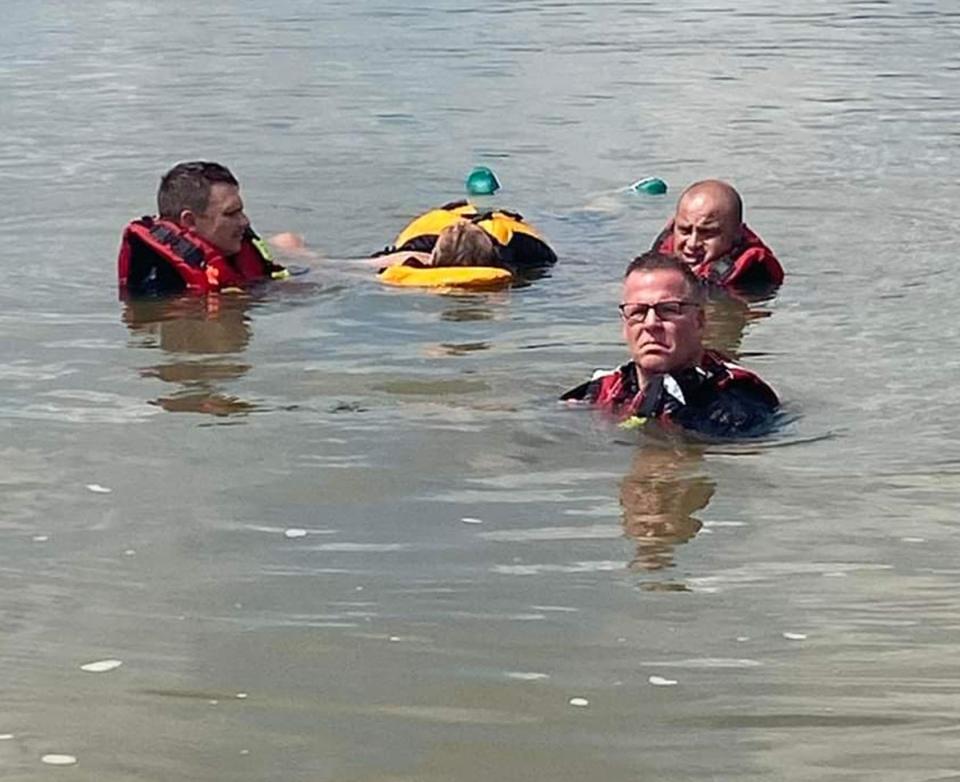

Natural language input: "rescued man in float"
[118,161,300,296]
[562,252,780,438]
[372,200,557,289]
[653,179,784,292]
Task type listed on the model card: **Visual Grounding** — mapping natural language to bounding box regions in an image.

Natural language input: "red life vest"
[655,222,784,288]
[117,217,284,296]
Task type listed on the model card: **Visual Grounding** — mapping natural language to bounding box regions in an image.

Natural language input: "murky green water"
[2,1,960,779]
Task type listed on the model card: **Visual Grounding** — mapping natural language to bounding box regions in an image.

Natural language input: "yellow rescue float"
[384,200,557,272]
[378,263,513,291]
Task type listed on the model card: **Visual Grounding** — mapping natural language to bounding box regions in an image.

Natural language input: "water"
[2,0,960,779]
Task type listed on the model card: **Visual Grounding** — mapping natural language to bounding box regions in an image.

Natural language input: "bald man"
[653,180,784,291]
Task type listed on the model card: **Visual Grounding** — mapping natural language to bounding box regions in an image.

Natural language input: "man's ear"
[179,208,197,229]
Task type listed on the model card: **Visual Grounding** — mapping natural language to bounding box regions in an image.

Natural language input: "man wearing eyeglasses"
[561,252,780,438]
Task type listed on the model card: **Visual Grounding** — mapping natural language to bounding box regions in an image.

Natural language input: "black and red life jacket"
[117,217,287,296]
[562,349,779,427]
[654,222,784,289]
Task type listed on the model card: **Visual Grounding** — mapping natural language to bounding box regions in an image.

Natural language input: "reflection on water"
[122,296,257,416]
[424,341,492,358]
[703,291,773,358]
[439,300,502,322]
[619,445,713,574]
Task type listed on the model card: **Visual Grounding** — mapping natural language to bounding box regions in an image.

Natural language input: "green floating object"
[630,177,668,195]
[465,166,501,196]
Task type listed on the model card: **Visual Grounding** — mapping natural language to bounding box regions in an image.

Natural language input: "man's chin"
[220,242,244,256]
[636,353,675,375]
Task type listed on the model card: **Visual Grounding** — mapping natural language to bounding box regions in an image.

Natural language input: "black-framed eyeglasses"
[618,301,700,323]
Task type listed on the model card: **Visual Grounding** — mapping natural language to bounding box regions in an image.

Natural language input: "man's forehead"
[675,209,722,226]
[208,183,242,208]
[623,268,690,294]
[677,189,738,219]
[676,197,727,222]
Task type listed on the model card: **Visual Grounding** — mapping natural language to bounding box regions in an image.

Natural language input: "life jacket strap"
[147,222,206,268]
[634,374,666,418]
[469,209,525,225]
[244,227,289,277]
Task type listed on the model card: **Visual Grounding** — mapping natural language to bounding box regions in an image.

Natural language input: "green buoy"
[630,177,668,195]
[465,166,501,196]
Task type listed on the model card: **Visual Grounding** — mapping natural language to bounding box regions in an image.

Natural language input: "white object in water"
[460,517,483,525]
[648,676,678,687]
[568,697,589,707]
[284,528,308,539]
[41,755,78,766]
[80,659,123,673]
[783,632,808,641]
[86,484,112,494]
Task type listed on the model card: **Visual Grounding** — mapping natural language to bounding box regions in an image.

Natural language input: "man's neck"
[633,353,703,390]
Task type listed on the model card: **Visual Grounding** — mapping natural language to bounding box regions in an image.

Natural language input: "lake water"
[2,0,960,779]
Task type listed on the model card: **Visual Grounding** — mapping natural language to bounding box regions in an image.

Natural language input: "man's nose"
[639,308,664,327]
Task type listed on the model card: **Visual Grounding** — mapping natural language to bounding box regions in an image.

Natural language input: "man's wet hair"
[430,221,502,268]
[624,251,706,302]
[157,161,239,221]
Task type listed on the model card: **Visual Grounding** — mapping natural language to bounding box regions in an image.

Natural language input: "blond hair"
[430,221,501,268]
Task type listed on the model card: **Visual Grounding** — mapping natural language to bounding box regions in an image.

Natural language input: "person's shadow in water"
[703,290,774,360]
[619,446,715,577]
[122,296,257,417]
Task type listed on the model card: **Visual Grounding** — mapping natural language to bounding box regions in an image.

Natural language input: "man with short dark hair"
[118,161,290,296]
[562,252,780,438]
[653,179,784,291]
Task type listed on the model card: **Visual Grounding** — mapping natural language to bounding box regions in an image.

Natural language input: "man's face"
[190,183,249,255]
[621,268,704,376]
[672,192,740,268]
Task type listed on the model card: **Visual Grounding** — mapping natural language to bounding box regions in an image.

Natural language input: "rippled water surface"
[2,1,960,779]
